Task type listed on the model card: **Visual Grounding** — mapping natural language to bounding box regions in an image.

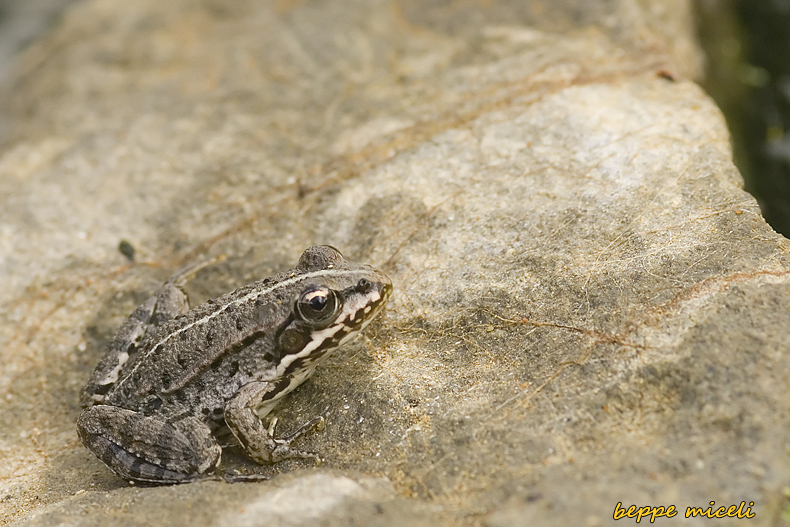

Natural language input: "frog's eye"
[295,285,340,326]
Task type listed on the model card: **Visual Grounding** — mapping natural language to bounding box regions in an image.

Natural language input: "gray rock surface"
[0,0,74,89]
[1,0,787,526]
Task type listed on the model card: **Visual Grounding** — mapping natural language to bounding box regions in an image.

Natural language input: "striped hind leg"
[77,405,221,484]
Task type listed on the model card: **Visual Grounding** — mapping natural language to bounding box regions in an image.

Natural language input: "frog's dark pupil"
[309,295,327,311]
[296,286,339,326]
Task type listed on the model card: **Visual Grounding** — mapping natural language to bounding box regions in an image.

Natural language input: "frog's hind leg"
[77,405,221,485]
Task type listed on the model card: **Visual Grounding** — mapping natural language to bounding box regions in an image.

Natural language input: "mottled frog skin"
[77,246,392,484]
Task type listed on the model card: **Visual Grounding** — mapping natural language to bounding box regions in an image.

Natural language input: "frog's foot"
[225,382,326,464]
[221,471,272,483]
[268,416,325,463]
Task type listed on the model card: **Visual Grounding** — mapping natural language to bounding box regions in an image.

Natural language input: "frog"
[77,246,392,485]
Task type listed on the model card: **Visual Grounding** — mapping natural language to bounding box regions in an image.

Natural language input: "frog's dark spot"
[153,344,163,355]
[210,354,224,369]
[176,356,188,368]
[146,397,163,412]
[161,372,172,390]
[132,372,142,383]
[228,360,239,376]
[201,407,211,415]
[283,356,306,376]
[255,297,263,306]
[224,304,235,313]
[236,329,266,350]
[180,330,188,340]
[205,329,215,344]
[235,318,245,330]
[263,377,292,401]
[263,278,274,286]
[212,407,224,416]
[207,299,217,305]
[92,382,112,395]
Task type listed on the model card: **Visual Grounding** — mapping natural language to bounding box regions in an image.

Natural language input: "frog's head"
[275,246,392,370]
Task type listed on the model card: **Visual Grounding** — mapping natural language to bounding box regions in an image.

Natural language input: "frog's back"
[106,278,291,406]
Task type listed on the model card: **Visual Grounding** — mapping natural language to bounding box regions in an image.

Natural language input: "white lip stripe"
[123,268,378,386]
[273,289,383,377]
[276,322,345,374]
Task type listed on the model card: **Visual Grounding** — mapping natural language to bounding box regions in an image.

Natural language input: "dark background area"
[696,0,790,238]
[1,0,788,238]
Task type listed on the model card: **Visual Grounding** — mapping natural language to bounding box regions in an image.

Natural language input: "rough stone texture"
[1,0,787,526]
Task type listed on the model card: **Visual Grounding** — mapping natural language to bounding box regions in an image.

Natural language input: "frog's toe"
[267,416,325,463]
[270,442,322,463]
[279,416,325,441]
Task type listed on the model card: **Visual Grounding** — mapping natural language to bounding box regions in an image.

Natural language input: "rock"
[2,0,788,526]
[10,472,442,527]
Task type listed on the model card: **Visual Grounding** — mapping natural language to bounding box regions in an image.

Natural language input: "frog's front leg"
[77,405,221,484]
[225,381,324,463]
